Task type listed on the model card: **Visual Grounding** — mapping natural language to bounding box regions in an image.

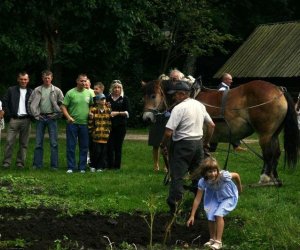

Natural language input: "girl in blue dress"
[187,157,242,250]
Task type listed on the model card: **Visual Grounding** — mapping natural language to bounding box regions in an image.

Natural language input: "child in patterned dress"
[187,157,242,250]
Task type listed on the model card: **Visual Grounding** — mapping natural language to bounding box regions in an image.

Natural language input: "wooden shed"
[214,21,300,97]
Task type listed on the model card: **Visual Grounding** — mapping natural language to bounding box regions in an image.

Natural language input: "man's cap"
[94,93,106,100]
[167,81,191,94]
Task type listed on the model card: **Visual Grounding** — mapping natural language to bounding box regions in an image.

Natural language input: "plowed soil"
[0,207,209,249]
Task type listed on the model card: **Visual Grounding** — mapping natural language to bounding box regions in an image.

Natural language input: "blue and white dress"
[198,170,239,221]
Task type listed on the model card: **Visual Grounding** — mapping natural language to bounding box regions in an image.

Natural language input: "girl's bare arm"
[187,189,203,227]
[231,172,242,194]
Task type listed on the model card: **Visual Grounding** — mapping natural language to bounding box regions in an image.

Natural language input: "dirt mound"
[0,207,209,249]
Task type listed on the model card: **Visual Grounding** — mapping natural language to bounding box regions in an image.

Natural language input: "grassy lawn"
[0,130,299,249]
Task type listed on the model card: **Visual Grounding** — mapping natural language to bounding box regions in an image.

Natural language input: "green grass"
[0,132,300,249]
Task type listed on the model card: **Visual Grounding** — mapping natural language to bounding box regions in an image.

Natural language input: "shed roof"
[214,21,300,78]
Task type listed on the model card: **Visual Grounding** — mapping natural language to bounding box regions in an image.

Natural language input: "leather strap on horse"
[190,76,202,99]
[210,90,232,170]
[220,90,231,170]
[160,143,171,185]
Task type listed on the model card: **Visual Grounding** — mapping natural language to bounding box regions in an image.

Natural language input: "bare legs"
[208,216,224,242]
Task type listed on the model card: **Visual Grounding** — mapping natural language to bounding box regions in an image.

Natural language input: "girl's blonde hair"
[190,157,220,180]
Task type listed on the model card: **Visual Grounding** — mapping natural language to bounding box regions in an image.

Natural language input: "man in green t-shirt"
[61,74,93,173]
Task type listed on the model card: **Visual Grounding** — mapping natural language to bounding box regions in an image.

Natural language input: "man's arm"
[160,127,173,146]
[61,105,74,123]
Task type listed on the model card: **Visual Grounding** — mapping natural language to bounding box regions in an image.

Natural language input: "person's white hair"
[169,68,185,80]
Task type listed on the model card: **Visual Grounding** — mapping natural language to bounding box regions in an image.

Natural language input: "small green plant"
[119,241,137,250]
[0,238,26,248]
[52,235,80,250]
[141,195,161,249]
[163,200,182,246]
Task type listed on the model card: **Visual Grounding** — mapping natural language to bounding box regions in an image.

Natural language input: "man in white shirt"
[2,72,32,169]
[161,81,215,214]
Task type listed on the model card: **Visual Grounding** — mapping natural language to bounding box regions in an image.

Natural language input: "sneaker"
[209,240,222,249]
[90,167,96,172]
[66,169,73,173]
[96,169,103,172]
[204,239,215,247]
[80,170,86,173]
[17,163,24,169]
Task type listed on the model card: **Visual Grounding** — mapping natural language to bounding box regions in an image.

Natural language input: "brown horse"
[142,79,299,184]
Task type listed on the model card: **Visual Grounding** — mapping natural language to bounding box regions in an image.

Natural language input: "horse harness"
[201,87,285,169]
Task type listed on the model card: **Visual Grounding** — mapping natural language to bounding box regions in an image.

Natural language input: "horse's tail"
[283,92,300,167]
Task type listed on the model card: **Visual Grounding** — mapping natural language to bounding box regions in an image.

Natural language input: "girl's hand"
[186,216,194,227]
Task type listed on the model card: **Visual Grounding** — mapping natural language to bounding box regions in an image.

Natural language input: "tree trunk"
[183,55,196,76]
[44,15,62,88]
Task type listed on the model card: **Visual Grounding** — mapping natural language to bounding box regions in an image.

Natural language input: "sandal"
[209,240,222,249]
[203,239,215,247]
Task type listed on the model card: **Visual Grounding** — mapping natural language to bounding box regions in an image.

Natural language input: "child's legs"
[208,220,216,240]
[215,216,224,241]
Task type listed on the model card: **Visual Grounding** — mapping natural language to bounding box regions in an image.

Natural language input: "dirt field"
[0,207,209,249]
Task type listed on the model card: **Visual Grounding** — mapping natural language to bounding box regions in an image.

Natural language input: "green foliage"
[0,238,27,248]
[52,235,81,250]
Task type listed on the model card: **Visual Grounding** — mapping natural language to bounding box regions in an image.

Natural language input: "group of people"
[0,71,130,173]
[4,69,297,249]
[156,69,243,249]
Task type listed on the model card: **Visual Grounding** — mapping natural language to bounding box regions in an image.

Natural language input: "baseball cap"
[167,81,191,94]
[94,93,106,100]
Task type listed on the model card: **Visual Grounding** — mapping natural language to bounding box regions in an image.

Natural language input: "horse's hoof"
[259,174,271,183]
[275,179,283,187]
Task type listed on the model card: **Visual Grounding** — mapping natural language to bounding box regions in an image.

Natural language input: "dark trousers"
[107,126,126,169]
[167,139,204,213]
[92,142,107,169]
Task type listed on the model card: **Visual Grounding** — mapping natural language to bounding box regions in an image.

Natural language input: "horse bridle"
[143,80,171,117]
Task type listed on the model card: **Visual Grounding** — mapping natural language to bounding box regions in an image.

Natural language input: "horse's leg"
[269,136,282,185]
[258,134,281,184]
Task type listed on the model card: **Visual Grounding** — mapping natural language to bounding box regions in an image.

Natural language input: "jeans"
[66,123,89,171]
[33,118,58,168]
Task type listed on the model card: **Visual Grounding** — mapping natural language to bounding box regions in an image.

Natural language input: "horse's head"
[141,79,173,123]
